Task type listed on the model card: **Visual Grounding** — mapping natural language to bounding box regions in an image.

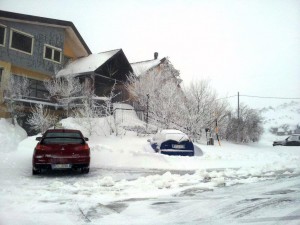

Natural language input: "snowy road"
[1,118,300,224]
[1,162,300,225]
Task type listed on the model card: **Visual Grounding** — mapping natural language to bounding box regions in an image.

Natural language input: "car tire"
[81,167,89,174]
[32,168,41,175]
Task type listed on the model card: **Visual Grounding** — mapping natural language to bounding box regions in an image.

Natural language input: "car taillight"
[35,144,44,151]
[35,144,52,151]
[82,144,90,151]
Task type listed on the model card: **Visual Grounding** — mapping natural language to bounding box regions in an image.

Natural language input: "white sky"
[1,0,300,108]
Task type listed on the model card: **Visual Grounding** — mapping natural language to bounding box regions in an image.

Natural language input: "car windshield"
[45,132,81,138]
[42,138,83,145]
[289,135,300,141]
[43,132,83,144]
[165,133,189,142]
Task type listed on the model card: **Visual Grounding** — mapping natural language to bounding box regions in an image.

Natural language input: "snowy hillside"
[260,101,300,144]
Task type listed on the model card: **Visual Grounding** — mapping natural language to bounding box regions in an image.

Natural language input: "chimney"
[154,52,158,60]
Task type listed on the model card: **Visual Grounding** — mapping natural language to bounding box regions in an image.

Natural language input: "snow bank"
[0,119,27,152]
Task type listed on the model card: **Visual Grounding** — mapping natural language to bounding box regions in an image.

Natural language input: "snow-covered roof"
[56,49,121,77]
[130,59,162,77]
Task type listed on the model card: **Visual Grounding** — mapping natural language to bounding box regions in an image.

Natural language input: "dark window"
[0,25,6,46]
[53,50,61,62]
[45,132,81,138]
[42,138,83,145]
[45,47,52,59]
[44,45,61,63]
[10,29,33,54]
[28,79,48,99]
[0,68,3,83]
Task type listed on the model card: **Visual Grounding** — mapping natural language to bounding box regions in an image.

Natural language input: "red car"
[32,129,90,175]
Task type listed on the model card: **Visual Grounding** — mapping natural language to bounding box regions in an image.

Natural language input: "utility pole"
[146,94,149,129]
[237,91,240,143]
[237,91,240,120]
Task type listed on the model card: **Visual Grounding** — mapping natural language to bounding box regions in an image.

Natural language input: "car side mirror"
[84,137,89,141]
[36,137,42,141]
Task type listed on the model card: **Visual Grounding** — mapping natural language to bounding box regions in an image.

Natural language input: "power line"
[216,94,300,101]
[216,95,237,101]
[240,94,300,100]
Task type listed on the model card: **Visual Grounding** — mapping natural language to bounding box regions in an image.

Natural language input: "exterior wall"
[64,40,76,59]
[0,60,11,117]
[11,65,50,81]
[0,62,52,118]
[0,19,65,77]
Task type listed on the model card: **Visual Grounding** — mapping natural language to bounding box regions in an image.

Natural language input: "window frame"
[0,24,7,47]
[9,28,34,55]
[43,44,62,64]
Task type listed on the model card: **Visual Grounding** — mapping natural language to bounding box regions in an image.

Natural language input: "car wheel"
[32,168,41,175]
[81,167,89,174]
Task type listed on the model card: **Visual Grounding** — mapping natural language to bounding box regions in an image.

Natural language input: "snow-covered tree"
[183,80,229,140]
[126,60,185,129]
[27,104,57,134]
[225,104,263,143]
[73,98,99,136]
[5,75,30,125]
[44,76,83,116]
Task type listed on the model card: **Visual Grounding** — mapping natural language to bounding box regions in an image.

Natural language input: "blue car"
[148,129,194,156]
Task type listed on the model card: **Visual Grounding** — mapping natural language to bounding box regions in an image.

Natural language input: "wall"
[0,19,65,77]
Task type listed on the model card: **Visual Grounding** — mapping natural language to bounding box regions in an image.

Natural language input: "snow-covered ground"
[0,103,300,225]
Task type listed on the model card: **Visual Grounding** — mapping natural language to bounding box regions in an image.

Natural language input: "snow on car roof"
[154,129,189,143]
[160,129,184,134]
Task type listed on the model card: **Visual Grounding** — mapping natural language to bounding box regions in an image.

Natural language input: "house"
[0,10,135,134]
[0,10,90,131]
[56,48,133,103]
[130,53,182,86]
[129,53,184,114]
[0,10,91,102]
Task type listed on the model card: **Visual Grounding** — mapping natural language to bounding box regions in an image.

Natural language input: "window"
[44,44,62,63]
[0,24,6,47]
[28,78,48,99]
[0,68,3,83]
[10,29,34,54]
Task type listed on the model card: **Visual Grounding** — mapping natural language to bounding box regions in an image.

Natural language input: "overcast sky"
[1,0,300,108]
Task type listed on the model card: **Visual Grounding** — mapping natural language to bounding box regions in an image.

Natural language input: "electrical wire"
[216,94,300,101]
[215,95,237,101]
[240,94,300,100]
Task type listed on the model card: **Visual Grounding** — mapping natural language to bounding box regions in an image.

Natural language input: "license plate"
[172,144,185,149]
[52,164,71,169]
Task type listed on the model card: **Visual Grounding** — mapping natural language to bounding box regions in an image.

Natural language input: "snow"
[260,101,300,141]
[56,49,120,77]
[130,59,161,76]
[0,118,27,152]
[0,103,300,224]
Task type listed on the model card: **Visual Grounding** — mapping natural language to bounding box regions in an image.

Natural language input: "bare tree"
[27,104,58,134]
[225,104,263,143]
[183,80,229,140]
